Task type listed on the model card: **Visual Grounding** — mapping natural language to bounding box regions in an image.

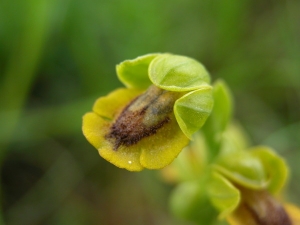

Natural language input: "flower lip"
[229,188,292,225]
[83,87,190,171]
[106,85,181,150]
[82,53,214,171]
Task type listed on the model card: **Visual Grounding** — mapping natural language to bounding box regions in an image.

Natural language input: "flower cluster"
[163,81,300,225]
[82,53,300,224]
[82,53,213,171]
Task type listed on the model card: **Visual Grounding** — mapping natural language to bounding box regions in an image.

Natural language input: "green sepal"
[207,172,240,219]
[149,54,210,91]
[250,146,289,194]
[206,80,233,134]
[174,86,214,139]
[214,150,268,189]
[169,180,218,224]
[116,53,160,89]
[201,80,233,160]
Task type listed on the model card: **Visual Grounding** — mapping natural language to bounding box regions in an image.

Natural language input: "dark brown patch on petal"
[106,85,181,150]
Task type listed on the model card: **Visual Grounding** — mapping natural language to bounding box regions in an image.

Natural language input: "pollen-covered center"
[106,85,181,150]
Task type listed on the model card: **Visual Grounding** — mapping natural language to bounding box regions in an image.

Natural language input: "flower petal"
[84,87,190,171]
[82,112,109,149]
[140,114,189,169]
[250,146,289,194]
[174,86,214,139]
[92,88,143,120]
[116,53,160,89]
[202,80,233,141]
[285,204,300,224]
[208,172,240,219]
[149,54,210,91]
[214,150,268,189]
[82,112,143,171]
[99,143,143,171]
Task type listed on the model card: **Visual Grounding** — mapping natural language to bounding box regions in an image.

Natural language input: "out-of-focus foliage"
[0,0,299,224]
[166,81,292,225]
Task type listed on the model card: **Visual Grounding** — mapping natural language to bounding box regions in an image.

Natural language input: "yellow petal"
[140,114,189,169]
[82,112,143,171]
[226,209,249,225]
[82,112,109,149]
[99,144,143,171]
[285,204,300,225]
[92,88,143,120]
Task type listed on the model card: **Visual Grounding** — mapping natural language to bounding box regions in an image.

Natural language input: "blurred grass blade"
[0,0,59,152]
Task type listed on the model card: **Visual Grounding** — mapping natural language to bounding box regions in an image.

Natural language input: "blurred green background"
[0,0,299,224]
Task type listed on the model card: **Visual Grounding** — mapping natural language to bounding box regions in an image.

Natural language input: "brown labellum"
[232,188,292,225]
[106,85,181,150]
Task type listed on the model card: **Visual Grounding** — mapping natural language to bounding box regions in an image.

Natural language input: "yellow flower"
[82,53,213,171]
[82,87,190,171]
[284,204,300,224]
